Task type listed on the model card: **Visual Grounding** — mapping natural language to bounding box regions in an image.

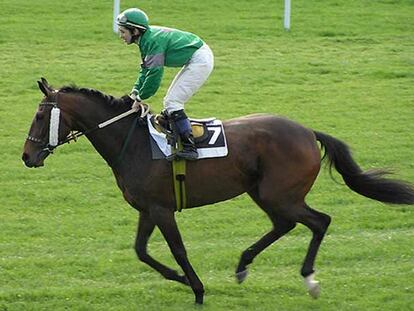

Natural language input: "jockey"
[116,8,214,161]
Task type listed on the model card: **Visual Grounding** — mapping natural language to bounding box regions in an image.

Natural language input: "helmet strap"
[131,28,144,42]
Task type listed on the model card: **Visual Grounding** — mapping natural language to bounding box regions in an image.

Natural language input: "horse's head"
[22,78,72,168]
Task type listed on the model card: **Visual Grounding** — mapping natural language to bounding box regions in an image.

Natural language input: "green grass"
[1,0,414,310]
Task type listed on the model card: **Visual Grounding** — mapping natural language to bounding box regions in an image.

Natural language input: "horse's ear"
[37,77,53,96]
[38,80,50,96]
[41,77,48,86]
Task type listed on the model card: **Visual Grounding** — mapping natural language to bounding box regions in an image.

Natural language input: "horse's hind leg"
[235,214,296,283]
[236,189,297,283]
[238,192,331,298]
[296,203,331,298]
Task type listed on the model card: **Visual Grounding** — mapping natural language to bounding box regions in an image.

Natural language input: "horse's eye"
[36,112,44,121]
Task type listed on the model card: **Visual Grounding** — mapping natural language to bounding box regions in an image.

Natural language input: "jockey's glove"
[132,100,142,111]
[129,90,141,102]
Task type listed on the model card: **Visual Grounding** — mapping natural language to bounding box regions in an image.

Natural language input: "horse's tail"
[314,130,414,205]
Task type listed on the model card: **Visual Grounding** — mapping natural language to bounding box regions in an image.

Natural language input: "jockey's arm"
[131,45,166,99]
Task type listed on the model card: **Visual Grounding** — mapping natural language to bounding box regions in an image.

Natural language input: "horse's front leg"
[135,211,189,286]
[149,206,204,305]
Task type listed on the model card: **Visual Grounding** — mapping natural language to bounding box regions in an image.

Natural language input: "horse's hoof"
[304,273,320,299]
[308,283,320,299]
[235,269,248,284]
[194,294,204,305]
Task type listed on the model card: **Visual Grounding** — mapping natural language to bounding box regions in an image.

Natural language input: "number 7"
[208,127,221,145]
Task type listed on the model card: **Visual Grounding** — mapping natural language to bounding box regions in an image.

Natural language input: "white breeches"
[163,44,214,114]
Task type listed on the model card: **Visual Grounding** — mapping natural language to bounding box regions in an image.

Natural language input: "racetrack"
[1,0,413,310]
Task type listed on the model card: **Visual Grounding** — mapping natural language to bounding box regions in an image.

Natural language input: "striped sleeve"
[133,47,166,100]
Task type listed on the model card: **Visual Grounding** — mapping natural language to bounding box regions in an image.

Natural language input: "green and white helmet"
[116,8,149,30]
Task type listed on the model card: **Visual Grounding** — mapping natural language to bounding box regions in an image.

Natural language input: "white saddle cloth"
[147,114,228,159]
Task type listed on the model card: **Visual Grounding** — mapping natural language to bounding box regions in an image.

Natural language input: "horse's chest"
[115,170,173,211]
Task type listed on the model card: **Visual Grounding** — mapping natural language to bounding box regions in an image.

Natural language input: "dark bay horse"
[22,78,414,304]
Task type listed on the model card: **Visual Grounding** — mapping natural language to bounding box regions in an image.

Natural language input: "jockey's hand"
[129,90,142,111]
[131,100,142,111]
[129,90,141,102]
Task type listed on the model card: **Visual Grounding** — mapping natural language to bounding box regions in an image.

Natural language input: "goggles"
[117,13,128,25]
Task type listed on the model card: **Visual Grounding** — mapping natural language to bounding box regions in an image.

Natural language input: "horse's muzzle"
[22,150,49,168]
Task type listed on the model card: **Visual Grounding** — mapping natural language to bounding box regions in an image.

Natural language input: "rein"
[26,96,150,156]
[57,105,148,150]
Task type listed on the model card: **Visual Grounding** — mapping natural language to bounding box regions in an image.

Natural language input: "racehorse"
[22,78,414,304]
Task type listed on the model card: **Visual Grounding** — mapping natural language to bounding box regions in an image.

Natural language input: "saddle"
[151,114,216,144]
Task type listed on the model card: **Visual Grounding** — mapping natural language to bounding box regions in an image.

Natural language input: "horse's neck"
[62,93,149,168]
[63,93,117,130]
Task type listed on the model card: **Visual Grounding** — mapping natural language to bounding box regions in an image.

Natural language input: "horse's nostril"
[22,152,29,162]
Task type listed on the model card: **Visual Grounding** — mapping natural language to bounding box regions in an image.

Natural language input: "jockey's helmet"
[116,8,149,30]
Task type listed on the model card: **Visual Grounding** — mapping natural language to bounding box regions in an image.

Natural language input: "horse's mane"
[59,85,132,110]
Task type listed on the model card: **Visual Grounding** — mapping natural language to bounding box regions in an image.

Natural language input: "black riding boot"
[170,110,198,161]
[177,132,198,160]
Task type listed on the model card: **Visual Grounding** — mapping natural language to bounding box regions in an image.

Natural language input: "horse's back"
[183,113,321,207]
[223,113,321,193]
[224,113,317,150]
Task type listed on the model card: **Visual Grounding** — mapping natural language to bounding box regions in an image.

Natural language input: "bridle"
[26,101,64,153]
[26,93,150,155]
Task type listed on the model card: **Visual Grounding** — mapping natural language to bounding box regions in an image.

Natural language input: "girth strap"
[172,141,187,212]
